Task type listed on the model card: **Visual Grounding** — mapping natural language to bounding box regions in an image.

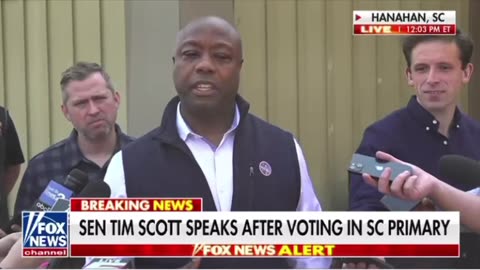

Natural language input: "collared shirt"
[102,103,331,269]
[350,95,480,211]
[349,96,480,268]
[14,125,134,214]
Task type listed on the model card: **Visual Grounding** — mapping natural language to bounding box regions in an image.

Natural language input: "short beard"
[82,125,113,143]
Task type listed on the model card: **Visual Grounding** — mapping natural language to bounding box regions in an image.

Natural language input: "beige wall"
[0,0,127,211]
[233,0,471,210]
[126,0,474,210]
[243,0,470,210]
[125,0,178,137]
[1,0,476,213]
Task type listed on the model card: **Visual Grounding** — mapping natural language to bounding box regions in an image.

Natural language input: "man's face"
[61,72,120,142]
[173,21,243,112]
[406,40,473,113]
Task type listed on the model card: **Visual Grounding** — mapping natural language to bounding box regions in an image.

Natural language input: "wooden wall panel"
[297,0,329,208]
[266,0,299,136]
[0,0,127,212]
[234,0,268,119]
[234,0,471,210]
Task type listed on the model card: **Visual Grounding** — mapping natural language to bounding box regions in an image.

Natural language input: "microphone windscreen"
[439,155,480,189]
[77,181,111,198]
[64,169,89,194]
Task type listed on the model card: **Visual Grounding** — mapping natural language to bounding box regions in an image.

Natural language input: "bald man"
[102,16,331,269]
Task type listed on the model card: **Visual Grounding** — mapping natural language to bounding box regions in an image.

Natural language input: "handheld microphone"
[76,180,111,198]
[439,154,480,189]
[34,169,88,211]
[47,181,111,269]
[49,181,112,211]
[3,169,89,233]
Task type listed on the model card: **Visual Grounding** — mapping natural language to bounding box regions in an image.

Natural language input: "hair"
[402,28,474,69]
[60,62,115,103]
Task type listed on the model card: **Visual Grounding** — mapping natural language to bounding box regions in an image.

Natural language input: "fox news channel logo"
[22,212,69,257]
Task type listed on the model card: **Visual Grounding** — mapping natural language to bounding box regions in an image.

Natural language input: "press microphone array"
[1,169,89,234]
[47,180,112,269]
[50,180,112,211]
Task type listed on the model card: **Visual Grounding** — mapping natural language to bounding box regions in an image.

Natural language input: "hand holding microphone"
[49,181,112,269]
[2,169,89,235]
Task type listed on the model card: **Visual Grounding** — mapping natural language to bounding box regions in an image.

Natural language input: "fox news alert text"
[353,10,456,35]
[22,198,460,258]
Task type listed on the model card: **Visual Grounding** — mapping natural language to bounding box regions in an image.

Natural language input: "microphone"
[3,169,89,233]
[76,180,111,198]
[50,181,112,211]
[439,154,480,189]
[34,169,89,211]
[83,258,134,269]
[47,181,111,269]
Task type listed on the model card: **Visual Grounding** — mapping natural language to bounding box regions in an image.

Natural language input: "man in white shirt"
[102,16,331,269]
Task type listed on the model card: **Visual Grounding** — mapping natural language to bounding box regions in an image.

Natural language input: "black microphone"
[76,180,111,198]
[63,169,91,193]
[50,181,112,211]
[48,181,111,269]
[439,154,480,189]
[3,169,89,233]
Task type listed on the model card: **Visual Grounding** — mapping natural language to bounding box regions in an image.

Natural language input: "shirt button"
[443,141,448,145]
[425,126,430,131]
[432,120,438,124]
[456,124,460,128]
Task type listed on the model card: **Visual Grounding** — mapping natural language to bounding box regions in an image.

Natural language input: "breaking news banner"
[22,198,460,259]
[353,10,456,35]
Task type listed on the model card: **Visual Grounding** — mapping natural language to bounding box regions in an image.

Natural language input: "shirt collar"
[176,102,241,142]
[407,95,463,132]
[65,124,131,168]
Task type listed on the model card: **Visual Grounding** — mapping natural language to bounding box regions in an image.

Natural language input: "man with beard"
[14,62,134,214]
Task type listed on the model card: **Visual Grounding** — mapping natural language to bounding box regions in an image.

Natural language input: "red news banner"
[71,243,457,258]
[353,10,456,35]
[68,198,460,258]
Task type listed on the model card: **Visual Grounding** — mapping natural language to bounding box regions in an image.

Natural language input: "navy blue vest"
[122,96,301,269]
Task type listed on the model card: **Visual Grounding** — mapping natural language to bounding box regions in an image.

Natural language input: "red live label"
[353,24,456,35]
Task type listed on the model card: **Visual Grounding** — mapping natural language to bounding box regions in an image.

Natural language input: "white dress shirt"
[102,103,331,268]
